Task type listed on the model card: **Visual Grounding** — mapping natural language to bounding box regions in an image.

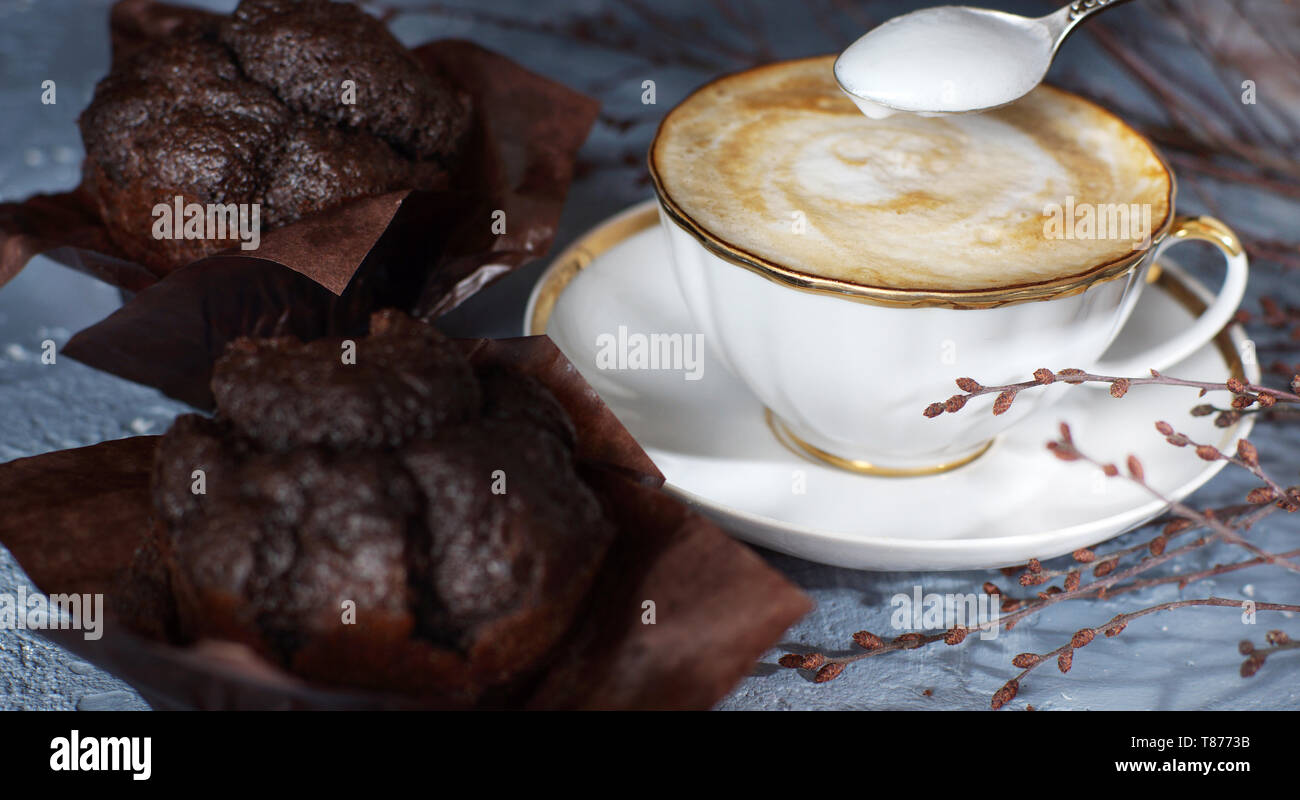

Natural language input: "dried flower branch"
[924,369,1300,420]
[1047,424,1300,574]
[779,421,1299,708]
[1000,599,1300,707]
[1237,630,1299,678]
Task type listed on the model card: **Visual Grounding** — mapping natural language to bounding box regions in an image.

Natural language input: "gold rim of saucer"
[528,203,660,335]
[646,56,1178,310]
[764,409,995,476]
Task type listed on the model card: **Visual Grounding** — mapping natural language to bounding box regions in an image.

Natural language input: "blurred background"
[0,0,1296,710]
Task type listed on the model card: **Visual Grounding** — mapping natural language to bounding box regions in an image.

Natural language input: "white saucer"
[525,200,1258,571]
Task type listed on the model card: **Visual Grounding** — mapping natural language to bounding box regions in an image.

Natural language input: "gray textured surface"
[0,0,1296,710]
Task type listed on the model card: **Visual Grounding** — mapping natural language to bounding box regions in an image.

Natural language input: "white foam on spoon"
[836,6,1053,117]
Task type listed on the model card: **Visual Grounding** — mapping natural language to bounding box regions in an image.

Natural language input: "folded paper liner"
[0,336,811,709]
[0,0,600,409]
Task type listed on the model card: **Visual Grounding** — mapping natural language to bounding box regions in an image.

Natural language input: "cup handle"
[1092,215,1248,375]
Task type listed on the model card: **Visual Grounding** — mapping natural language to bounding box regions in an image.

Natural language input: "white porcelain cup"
[652,167,1248,477]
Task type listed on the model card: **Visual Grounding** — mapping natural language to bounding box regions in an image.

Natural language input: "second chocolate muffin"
[79,0,470,274]
[145,311,613,701]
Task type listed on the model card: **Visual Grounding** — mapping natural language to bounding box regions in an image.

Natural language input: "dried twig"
[924,369,1300,421]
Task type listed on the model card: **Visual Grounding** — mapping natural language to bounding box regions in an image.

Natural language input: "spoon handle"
[1042,0,1137,48]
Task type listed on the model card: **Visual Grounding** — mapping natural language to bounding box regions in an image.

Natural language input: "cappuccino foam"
[652,56,1171,292]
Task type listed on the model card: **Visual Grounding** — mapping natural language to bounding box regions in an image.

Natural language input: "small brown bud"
[1000,597,1022,613]
[1195,444,1221,461]
[944,394,968,413]
[1020,572,1048,587]
[1104,622,1127,637]
[992,390,1016,415]
[1059,422,1073,442]
[1257,393,1277,408]
[1236,439,1259,466]
[1149,536,1167,556]
[944,627,968,645]
[1059,368,1087,384]
[1102,463,1119,477]
[1231,394,1254,409]
[1058,650,1074,673]
[923,402,946,418]
[991,679,1020,710]
[1155,421,1175,435]
[778,652,825,670]
[1227,377,1247,393]
[1190,404,1215,417]
[1093,559,1116,577]
[1127,455,1145,481]
[1163,518,1193,535]
[1282,488,1300,512]
[982,582,1001,595]
[1109,379,1130,398]
[1065,572,1081,591]
[852,631,884,651]
[1214,411,1242,428]
[1028,558,1042,573]
[1047,441,1079,461]
[1072,548,1096,563]
[1012,653,1041,668]
[1237,640,1254,655]
[1166,433,1190,447]
[1240,654,1265,678]
[815,662,845,683]
[1033,368,1055,384]
[1266,630,1291,645]
[1247,487,1275,504]
[1072,629,1096,648]
[955,377,981,392]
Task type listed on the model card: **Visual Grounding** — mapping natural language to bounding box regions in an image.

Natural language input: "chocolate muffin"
[210,311,481,452]
[146,311,613,700]
[79,0,470,273]
[219,0,467,161]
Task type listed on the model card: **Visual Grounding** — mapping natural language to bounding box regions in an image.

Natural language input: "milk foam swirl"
[653,56,1171,291]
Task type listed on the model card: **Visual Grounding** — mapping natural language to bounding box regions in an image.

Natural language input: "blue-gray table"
[1,0,1295,710]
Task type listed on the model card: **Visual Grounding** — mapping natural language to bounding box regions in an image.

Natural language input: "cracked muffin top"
[146,311,612,700]
[78,0,470,273]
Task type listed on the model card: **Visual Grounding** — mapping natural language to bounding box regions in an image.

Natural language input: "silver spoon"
[834,0,1135,118]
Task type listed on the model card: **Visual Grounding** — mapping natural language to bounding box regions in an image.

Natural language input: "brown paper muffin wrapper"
[0,0,599,409]
[0,337,811,710]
